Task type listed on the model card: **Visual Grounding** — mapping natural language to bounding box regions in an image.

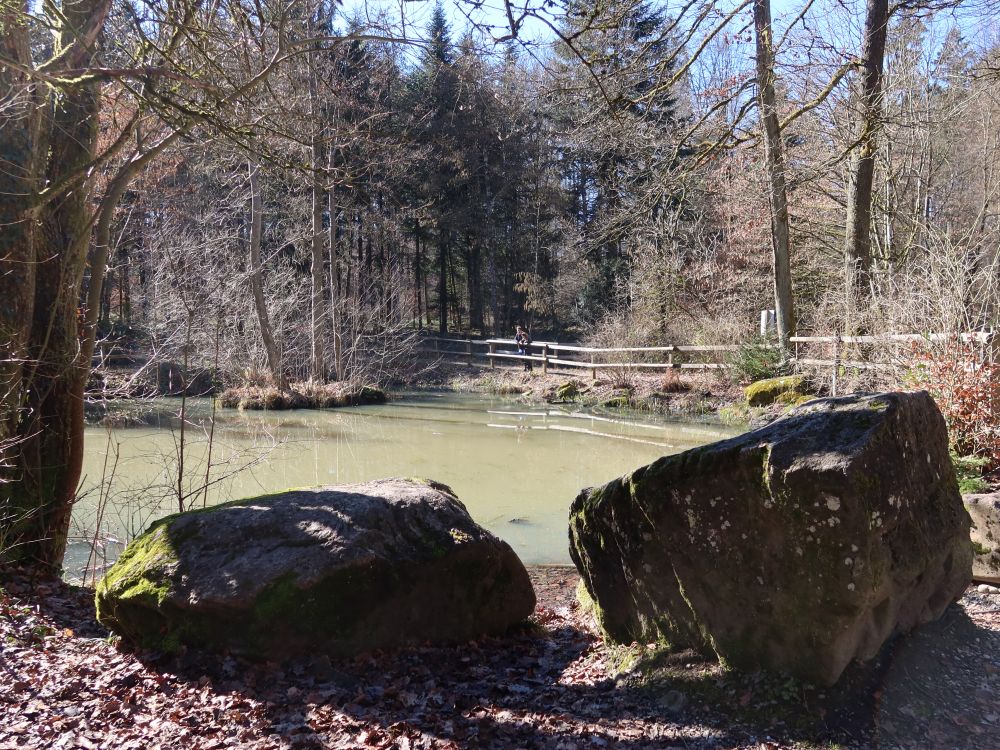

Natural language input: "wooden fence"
[417,336,736,377]
[417,331,996,386]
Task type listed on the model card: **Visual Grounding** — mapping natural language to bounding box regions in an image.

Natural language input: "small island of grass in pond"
[218,382,387,410]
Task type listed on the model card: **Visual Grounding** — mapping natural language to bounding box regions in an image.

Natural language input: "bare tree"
[248,161,287,389]
[753,0,796,349]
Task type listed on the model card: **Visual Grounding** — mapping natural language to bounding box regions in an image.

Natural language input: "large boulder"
[965,493,1000,583]
[570,391,972,686]
[96,478,535,658]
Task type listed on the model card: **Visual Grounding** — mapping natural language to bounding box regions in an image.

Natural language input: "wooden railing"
[417,331,996,384]
[417,336,737,375]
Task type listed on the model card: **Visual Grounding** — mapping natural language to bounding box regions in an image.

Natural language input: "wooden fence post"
[466,339,473,365]
[590,353,596,380]
[488,342,495,369]
[832,336,841,397]
[542,344,549,375]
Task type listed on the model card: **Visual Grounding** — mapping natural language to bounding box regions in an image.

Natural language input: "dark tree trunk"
[466,237,484,335]
[438,232,448,334]
[414,226,424,329]
[0,0,111,573]
[844,0,889,303]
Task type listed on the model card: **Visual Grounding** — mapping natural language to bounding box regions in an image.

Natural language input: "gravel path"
[878,589,1000,749]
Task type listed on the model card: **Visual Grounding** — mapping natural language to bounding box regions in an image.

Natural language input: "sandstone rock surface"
[965,492,1000,583]
[97,478,535,658]
[570,391,972,685]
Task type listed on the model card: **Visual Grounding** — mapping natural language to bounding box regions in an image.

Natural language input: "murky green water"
[68,392,739,579]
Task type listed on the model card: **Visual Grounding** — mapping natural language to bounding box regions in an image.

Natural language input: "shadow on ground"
[878,597,1000,749]
[126,568,882,749]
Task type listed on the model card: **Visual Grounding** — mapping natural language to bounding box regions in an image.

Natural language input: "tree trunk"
[84,129,184,371]
[0,13,39,456]
[753,0,796,350]
[438,232,449,334]
[844,0,889,303]
[327,151,343,381]
[414,226,424,329]
[467,238,484,335]
[247,162,287,389]
[0,0,111,572]
[308,62,326,382]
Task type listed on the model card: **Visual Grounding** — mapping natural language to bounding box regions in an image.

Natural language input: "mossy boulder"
[569,391,972,686]
[964,493,1000,583]
[555,381,581,401]
[96,478,535,658]
[744,375,807,407]
[602,391,631,409]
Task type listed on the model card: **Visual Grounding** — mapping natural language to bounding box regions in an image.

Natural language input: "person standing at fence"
[515,325,533,372]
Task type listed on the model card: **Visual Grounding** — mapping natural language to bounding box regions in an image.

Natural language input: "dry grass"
[217,382,387,411]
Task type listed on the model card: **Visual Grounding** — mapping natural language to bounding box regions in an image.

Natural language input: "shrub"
[728,335,789,384]
[658,370,689,394]
[910,338,1000,471]
[951,451,989,494]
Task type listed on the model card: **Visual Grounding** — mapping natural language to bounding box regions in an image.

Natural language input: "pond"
[67,392,740,580]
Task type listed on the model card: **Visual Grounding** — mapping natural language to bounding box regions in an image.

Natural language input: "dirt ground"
[878,589,1000,749]
[3,566,997,750]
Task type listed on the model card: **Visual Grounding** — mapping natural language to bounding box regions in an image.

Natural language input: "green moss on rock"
[744,375,808,407]
[556,381,581,401]
[602,394,631,409]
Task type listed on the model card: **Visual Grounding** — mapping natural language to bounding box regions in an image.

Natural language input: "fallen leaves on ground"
[6,567,989,749]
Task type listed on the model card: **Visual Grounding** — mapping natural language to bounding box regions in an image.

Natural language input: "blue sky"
[336,1,998,63]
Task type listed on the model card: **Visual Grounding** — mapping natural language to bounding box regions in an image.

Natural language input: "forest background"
[71,0,1000,377]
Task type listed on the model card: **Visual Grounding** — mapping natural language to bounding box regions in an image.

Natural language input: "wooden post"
[432,337,439,354]
[590,352,596,380]
[832,336,842,397]
[489,342,495,369]
[466,339,473,365]
[667,350,673,368]
[542,344,549,375]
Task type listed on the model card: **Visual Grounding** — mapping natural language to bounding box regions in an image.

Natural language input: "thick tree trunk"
[753,0,796,350]
[0,15,39,455]
[844,0,889,303]
[247,162,287,389]
[0,0,111,572]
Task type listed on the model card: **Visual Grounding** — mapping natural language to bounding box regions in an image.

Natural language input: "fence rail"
[417,335,739,375]
[417,330,997,389]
